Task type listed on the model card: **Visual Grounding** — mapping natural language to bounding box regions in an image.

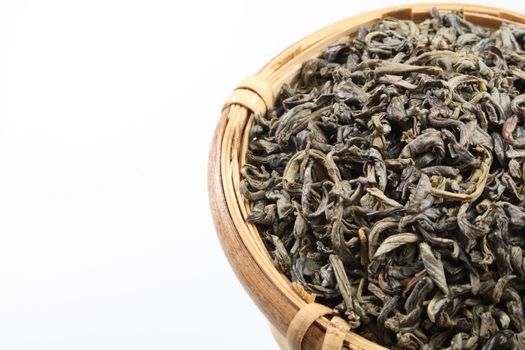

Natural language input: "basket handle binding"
[224,76,273,115]
[287,301,352,350]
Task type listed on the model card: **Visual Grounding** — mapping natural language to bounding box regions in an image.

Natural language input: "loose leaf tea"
[241,8,525,350]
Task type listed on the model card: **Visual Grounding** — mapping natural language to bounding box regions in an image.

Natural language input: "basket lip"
[209,3,525,349]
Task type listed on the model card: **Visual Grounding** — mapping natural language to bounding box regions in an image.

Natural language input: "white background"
[0,1,523,349]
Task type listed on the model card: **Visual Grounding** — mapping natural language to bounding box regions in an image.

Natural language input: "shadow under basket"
[208,3,525,350]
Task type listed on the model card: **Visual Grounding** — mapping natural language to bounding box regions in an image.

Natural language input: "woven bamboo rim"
[208,4,525,350]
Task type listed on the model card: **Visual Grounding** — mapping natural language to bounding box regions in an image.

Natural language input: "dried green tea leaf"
[420,242,449,296]
[373,233,419,259]
[241,7,525,350]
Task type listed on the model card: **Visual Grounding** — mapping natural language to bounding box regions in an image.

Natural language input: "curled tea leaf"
[373,233,419,259]
[420,242,449,295]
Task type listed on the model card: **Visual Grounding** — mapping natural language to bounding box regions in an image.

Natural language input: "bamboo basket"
[208,4,525,350]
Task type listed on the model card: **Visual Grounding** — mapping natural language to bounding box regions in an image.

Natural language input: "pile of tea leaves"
[241,8,525,350]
